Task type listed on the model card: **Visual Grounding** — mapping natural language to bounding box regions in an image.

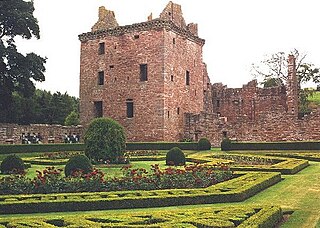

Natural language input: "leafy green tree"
[251,49,320,114]
[65,111,80,126]
[84,118,126,163]
[0,0,46,123]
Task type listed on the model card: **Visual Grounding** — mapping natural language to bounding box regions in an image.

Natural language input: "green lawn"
[308,91,320,105]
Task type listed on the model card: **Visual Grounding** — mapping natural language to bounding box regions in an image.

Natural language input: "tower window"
[216,100,220,107]
[167,111,170,118]
[171,75,174,81]
[109,65,114,69]
[140,64,148,81]
[98,71,104,85]
[126,99,134,118]
[173,38,175,44]
[94,101,103,118]
[177,107,180,115]
[98,42,105,55]
[134,34,140,39]
[186,70,190,85]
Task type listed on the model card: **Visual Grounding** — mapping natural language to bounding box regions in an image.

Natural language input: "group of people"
[21,132,43,144]
[64,133,80,143]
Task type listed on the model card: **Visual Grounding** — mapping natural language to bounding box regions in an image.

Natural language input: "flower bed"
[0,172,281,214]
[0,163,233,195]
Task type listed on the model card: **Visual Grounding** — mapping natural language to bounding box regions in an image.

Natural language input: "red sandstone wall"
[163,30,204,141]
[80,29,166,141]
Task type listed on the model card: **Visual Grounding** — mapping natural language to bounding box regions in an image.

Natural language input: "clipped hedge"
[0,205,282,227]
[227,141,320,150]
[126,142,198,151]
[0,142,199,155]
[0,172,281,214]
[214,154,309,174]
[0,143,85,154]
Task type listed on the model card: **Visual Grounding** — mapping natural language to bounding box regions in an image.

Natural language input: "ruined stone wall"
[185,108,320,146]
[212,80,288,122]
[0,124,83,144]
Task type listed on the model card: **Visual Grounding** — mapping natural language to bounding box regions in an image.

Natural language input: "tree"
[84,118,126,164]
[64,111,80,126]
[251,49,320,113]
[252,49,320,86]
[0,0,46,123]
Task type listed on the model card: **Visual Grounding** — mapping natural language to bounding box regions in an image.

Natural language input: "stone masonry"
[78,2,320,146]
[79,1,206,142]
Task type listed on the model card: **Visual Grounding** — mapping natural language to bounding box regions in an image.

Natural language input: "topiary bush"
[198,138,211,150]
[64,154,93,177]
[166,147,186,166]
[84,117,126,164]
[0,154,25,174]
[221,138,232,151]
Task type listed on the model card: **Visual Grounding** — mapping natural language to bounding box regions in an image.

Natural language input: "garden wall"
[0,123,83,144]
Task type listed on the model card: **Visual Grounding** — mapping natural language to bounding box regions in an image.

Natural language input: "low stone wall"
[0,124,84,144]
[184,108,320,147]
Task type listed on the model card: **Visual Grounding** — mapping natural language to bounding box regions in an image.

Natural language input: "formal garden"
[0,117,318,227]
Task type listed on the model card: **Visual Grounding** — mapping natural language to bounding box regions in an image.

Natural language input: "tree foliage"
[84,118,126,163]
[252,49,320,86]
[251,49,320,114]
[65,111,80,126]
[0,0,46,123]
[9,89,79,125]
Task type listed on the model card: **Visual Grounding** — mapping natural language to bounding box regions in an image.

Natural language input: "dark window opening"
[114,45,117,49]
[167,111,170,118]
[173,38,175,44]
[98,71,104,85]
[186,70,190,85]
[134,35,140,39]
[171,75,174,81]
[127,76,130,80]
[109,65,114,69]
[222,131,228,138]
[126,99,134,118]
[216,100,220,107]
[98,42,105,55]
[114,77,117,81]
[168,12,171,16]
[140,64,148,81]
[195,90,197,96]
[94,101,103,118]
[177,107,180,115]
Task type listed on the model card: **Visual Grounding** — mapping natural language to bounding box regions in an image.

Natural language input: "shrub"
[198,138,211,150]
[166,147,186,166]
[221,138,232,151]
[0,154,25,174]
[84,117,126,163]
[64,155,93,177]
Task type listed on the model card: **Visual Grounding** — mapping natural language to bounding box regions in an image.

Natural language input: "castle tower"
[286,55,299,116]
[79,2,206,142]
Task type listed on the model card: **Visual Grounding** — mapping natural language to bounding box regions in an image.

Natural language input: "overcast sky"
[18,0,320,97]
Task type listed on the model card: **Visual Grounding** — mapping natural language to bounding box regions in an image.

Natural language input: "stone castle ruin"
[1,2,319,145]
[78,1,320,146]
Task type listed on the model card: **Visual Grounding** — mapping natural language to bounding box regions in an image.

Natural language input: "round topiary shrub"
[84,117,126,164]
[0,154,25,174]
[198,138,211,150]
[221,138,232,151]
[166,147,186,166]
[64,154,93,177]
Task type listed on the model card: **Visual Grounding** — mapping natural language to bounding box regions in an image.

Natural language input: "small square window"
[134,35,140,39]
